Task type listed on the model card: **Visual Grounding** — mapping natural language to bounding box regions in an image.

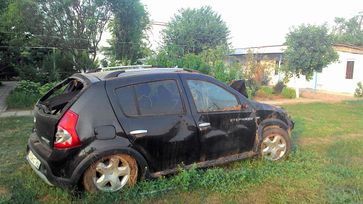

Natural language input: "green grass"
[5,91,39,109]
[0,101,362,203]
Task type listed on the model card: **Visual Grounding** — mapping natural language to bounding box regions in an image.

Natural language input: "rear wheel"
[259,127,291,161]
[83,154,138,192]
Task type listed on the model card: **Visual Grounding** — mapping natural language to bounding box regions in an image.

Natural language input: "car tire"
[83,154,138,192]
[259,126,291,161]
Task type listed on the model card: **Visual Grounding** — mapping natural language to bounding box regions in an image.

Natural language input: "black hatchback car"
[27,67,294,192]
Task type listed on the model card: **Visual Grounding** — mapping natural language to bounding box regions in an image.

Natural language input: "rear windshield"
[37,78,84,115]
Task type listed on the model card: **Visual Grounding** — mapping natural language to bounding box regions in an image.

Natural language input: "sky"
[140,0,362,49]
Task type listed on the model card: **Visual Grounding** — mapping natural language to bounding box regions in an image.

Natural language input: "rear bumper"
[26,134,75,189]
[26,154,54,186]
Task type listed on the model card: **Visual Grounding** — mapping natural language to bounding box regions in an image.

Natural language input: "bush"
[6,80,58,109]
[256,86,273,97]
[273,81,286,94]
[0,81,2,86]
[354,82,363,97]
[14,80,41,95]
[281,87,296,99]
[246,88,253,99]
[6,91,40,109]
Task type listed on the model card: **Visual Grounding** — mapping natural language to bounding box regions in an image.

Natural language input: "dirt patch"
[254,94,285,101]
[255,89,357,105]
[0,187,8,195]
[300,89,355,103]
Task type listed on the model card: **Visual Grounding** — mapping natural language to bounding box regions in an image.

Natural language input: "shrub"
[14,80,41,95]
[354,82,363,97]
[256,86,273,97]
[0,81,2,86]
[245,79,260,98]
[281,87,296,99]
[273,81,286,94]
[6,80,58,109]
[246,88,253,99]
[39,82,58,96]
[6,91,40,109]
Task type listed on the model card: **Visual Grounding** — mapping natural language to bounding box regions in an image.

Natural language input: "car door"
[180,74,256,161]
[106,75,200,172]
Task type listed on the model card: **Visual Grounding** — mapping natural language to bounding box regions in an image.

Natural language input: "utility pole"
[53,47,56,80]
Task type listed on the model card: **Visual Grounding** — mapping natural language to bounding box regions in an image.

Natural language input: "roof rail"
[100,65,153,72]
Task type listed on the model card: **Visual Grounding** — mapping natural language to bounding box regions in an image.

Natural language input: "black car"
[26,67,294,192]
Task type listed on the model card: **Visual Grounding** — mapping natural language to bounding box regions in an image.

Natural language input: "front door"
[181,75,256,161]
[107,76,200,172]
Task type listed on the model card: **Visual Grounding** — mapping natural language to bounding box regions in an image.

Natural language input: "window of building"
[345,61,354,79]
[275,60,280,75]
[187,80,239,112]
[116,80,184,116]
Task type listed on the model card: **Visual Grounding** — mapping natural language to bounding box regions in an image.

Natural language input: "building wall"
[272,51,363,94]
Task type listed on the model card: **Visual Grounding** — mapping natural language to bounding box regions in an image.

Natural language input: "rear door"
[106,74,200,172]
[180,74,256,161]
[34,78,85,147]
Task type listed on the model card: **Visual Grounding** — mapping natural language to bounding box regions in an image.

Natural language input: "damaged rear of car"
[27,75,90,187]
[26,68,294,193]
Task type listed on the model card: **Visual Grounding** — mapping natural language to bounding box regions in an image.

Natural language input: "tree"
[103,0,150,64]
[0,0,47,81]
[38,0,112,71]
[332,12,363,46]
[284,24,339,80]
[162,6,230,55]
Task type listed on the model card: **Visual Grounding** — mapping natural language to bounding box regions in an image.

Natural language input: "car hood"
[249,100,281,112]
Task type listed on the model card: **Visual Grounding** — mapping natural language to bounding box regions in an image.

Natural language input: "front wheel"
[83,154,138,192]
[259,127,291,161]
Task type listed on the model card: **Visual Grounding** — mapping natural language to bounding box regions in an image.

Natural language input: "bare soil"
[300,89,355,103]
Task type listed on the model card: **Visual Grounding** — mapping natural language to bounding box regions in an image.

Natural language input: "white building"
[230,44,363,95]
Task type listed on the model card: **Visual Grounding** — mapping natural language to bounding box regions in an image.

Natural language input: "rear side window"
[115,86,138,116]
[116,80,183,116]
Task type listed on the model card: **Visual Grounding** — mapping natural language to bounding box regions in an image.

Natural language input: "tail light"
[54,110,80,149]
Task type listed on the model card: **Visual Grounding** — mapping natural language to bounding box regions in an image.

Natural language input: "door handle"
[129,130,148,137]
[198,122,211,128]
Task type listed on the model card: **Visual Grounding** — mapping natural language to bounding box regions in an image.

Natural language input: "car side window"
[187,80,240,112]
[115,86,138,116]
[116,80,184,116]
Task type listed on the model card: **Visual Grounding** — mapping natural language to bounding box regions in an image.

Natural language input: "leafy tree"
[38,0,112,71]
[0,0,46,80]
[284,24,339,80]
[332,12,363,46]
[0,0,112,82]
[148,46,241,83]
[162,6,230,55]
[103,0,150,64]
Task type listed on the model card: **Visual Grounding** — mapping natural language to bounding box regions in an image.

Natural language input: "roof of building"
[232,43,363,55]
[232,45,286,55]
[333,43,363,55]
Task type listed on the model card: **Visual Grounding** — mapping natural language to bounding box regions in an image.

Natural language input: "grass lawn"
[0,101,362,203]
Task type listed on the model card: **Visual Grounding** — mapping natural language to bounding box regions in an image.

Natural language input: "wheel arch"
[71,146,150,186]
[255,118,289,151]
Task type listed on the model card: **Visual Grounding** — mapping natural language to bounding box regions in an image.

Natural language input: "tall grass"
[6,92,39,109]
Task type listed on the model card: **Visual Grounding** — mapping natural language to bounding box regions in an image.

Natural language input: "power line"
[0,30,90,42]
